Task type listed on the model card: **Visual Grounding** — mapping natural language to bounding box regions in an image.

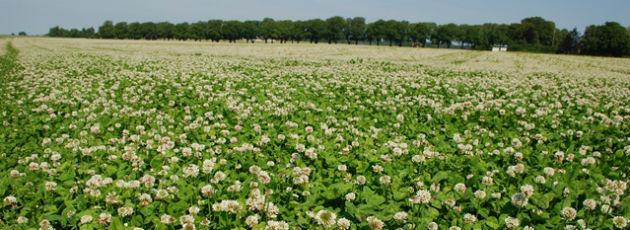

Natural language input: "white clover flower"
[511,192,528,207]
[481,176,493,185]
[337,218,351,230]
[188,206,200,215]
[454,183,467,193]
[520,184,534,197]
[212,200,241,214]
[583,199,597,210]
[45,181,57,192]
[39,219,53,230]
[16,216,28,224]
[138,193,152,206]
[505,216,520,229]
[265,220,289,230]
[356,175,366,185]
[613,216,627,229]
[245,215,259,228]
[117,206,134,217]
[366,216,385,230]
[474,190,486,199]
[337,164,347,172]
[410,189,432,204]
[561,207,577,221]
[463,213,477,224]
[80,215,93,224]
[160,214,175,224]
[345,192,356,201]
[379,175,391,185]
[315,210,337,227]
[97,212,112,225]
[183,164,199,178]
[393,211,408,223]
[427,222,438,230]
[3,195,17,206]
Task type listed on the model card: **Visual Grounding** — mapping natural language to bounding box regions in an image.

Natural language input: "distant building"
[491,44,508,52]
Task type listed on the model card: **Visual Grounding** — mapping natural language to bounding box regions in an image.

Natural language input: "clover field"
[1,37,630,230]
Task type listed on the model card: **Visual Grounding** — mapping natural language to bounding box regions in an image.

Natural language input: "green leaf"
[109,217,125,230]
[485,217,499,229]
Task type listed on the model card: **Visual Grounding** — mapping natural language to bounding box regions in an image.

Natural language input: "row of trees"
[558,22,630,57]
[47,17,630,57]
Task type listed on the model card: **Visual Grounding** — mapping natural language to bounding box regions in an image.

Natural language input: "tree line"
[47,17,630,57]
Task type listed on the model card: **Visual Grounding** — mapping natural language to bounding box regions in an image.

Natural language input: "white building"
[491,44,508,52]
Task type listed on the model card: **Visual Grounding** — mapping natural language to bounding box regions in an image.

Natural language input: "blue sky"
[1,0,629,35]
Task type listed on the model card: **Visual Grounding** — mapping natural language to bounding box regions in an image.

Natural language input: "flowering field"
[1,37,630,230]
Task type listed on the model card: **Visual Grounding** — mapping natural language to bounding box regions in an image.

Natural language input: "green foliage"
[3,33,630,229]
[44,17,630,57]
[581,22,630,57]
[557,28,580,54]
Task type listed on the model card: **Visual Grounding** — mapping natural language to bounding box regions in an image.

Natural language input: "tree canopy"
[580,22,630,57]
[47,17,630,57]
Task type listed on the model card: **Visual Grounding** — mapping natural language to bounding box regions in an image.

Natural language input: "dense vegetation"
[1,37,630,230]
[47,17,630,57]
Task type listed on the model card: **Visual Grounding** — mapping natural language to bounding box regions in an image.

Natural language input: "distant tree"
[242,20,260,43]
[68,29,81,38]
[408,22,435,47]
[276,20,293,43]
[459,25,482,48]
[140,22,158,40]
[173,23,191,40]
[206,20,223,42]
[482,23,510,49]
[48,26,67,37]
[156,22,175,40]
[581,22,630,57]
[98,20,115,39]
[366,20,386,45]
[127,22,143,39]
[324,16,346,44]
[382,20,409,46]
[222,21,243,42]
[552,29,569,51]
[520,17,555,46]
[260,18,278,43]
[114,22,128,39]
[435,23,458,48]
[290,20,308,43]
[304,19,326,44]
[81,27,96,38]
[345,17,366,45]
[189,22,207,41]
[557,28,579,54]
[45,17,630,57]
[18,31,27,36]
